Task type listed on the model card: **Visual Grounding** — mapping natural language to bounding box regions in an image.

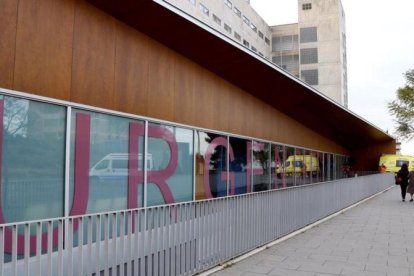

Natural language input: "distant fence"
[0,173,394,276]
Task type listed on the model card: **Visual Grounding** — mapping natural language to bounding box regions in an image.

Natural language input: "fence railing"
[0,173,394,276]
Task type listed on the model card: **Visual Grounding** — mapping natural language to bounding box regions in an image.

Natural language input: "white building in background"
[166,0,348,107]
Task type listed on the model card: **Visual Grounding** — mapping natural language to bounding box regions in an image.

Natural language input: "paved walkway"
[212,186,414,276]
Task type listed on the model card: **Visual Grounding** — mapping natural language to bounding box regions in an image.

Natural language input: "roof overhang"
[85,0,395,150]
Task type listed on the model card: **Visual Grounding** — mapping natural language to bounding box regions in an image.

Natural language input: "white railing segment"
[0,174,393,276]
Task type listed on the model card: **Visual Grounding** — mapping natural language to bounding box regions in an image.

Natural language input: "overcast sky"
[250,0,414,155]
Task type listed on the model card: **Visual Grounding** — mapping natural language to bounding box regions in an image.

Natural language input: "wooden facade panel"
[114,22,149,116]
[173,57,196,126]
[193,68,216,130]
[215,80,231,132]
[147,41,175,121]
[14,0,74,99]
[71,0,115,109]
[0,0,18,89]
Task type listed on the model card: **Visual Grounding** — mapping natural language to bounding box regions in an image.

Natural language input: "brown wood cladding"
[0,0,352,154]
[14,0,75,100]
[0,0,18,89]
[71,0,115,109]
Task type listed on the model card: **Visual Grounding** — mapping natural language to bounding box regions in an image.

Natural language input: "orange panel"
[71,1,115,109]
[0,0,18,89]
[14,0,74,99]
[114,22,149,117]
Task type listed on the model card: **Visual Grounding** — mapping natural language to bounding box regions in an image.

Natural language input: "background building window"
[243,39,250,48]
[302,3,312,10]
[272,35,299,51]
[188,0,196,5]
[273,55,299,71]
[224,0,232,9]
[300,27,317,43]
[300,48,318,64]
[233,6,241,17]
[234,32,241,41]
[199,3,209,16]
[250,23,257,32]
[224,23,232,34]
[213,14,221,25]
[265,37,270,45]
[301,69,319,85]
[243,16,250,25]
[258,31,264,39]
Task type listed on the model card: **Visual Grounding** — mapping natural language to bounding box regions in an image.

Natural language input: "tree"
[388,69,414,140]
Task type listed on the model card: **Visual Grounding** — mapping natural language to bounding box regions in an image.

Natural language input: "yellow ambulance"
[276,155,320,176]
[378,154,414,173]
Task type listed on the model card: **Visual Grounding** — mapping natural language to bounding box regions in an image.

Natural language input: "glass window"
[229,137,248,195]
[300,27,317,43]
[303,149,311,185]
[213,14,221,26]
[224,0,232,9]
[272,144,285,189]
[224,23,232,34]
[234,32,241,41]
[188,0,196,5]
[252,141,270,192]
[1,97,66,222]
[302,3,312,10]
[195,131,228,200]
[258,31,264,39]
[295,148,305,186]
[272,35,299,51]
[265,37,270,45]
[300,48,318,64]
[250,23,257,32]
[279,55,299,72]
[243,16,250,25]
[329,154,335,181]
[199,3,209,15]
[311,151,322,183]
[147,123,193,206]
[243,39,250,48]
[301,69,319,85]
[233,6,241,17]
[285,147,295,187]
[70,110,143,213]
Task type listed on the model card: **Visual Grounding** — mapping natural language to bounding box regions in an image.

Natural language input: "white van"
[89,153,153,181]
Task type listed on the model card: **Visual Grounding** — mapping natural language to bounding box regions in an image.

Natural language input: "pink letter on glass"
[128,123,177,209]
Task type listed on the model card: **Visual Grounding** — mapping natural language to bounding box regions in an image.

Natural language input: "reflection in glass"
[70,110,144,214]
[285,147,295,187]
[1,97,66,222]
[230,137,248,195]
[302,149,311,185]
[272,144,285,189]
[195,131,228,200]
[252,141,270,192]
[294,148,304,186]
[312,151,323,183]
[147,123,193,206]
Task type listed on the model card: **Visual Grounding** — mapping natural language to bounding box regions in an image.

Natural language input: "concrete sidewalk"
[212,186,414,276]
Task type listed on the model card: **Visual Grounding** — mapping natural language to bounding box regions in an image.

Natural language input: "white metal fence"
[0,173,393,276]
